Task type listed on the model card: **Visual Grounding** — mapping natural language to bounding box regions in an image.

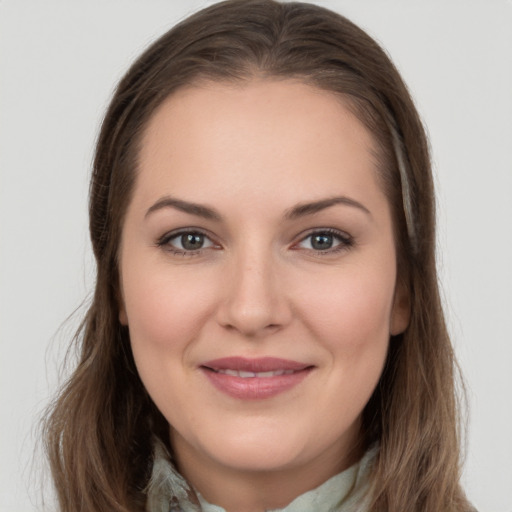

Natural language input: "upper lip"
[201,357,312,373]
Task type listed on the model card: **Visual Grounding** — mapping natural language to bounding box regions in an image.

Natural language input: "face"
[119,80,409,490]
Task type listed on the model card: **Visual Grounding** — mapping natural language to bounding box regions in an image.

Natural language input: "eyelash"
[156,229,218,256]
[156,228,354,257]
[293,228,354,255]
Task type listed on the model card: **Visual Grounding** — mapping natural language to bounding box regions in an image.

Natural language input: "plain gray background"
[1,1,511,510]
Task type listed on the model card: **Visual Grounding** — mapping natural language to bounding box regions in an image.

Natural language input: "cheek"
[294,261,396,355]
[121,264,215,365]
[120,265,218,426]
[296,264,393,421]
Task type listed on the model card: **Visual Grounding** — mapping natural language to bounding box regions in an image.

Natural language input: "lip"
[200,357,314,400]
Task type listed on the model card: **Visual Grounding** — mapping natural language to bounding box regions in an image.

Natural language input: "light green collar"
[146,439,377,512]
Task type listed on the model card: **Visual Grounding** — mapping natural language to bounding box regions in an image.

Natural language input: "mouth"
[200,357,314,400]
[208,368,299,378]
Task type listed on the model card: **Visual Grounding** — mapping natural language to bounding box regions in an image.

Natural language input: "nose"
[216,247,292,338]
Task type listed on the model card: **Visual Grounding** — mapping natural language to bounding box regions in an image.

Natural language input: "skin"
[118,80,409,512]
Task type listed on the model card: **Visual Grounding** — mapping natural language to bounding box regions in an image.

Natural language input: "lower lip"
[201,367,312,400]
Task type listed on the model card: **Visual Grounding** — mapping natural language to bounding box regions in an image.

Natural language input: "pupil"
[182,233,204,250]
[311,233,333,250]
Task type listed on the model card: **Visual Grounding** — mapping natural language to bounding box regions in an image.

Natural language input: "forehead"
[132,80,388,222]
[141,79,378,152]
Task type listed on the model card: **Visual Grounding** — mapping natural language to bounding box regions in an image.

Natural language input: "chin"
[176,415,357,476]
[225,439,306,471]
[209,446,307,474]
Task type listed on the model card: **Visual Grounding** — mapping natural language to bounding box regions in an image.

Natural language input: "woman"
[44,1,474,511]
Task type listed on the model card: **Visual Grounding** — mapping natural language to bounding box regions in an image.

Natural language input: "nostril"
[215,275,292,337]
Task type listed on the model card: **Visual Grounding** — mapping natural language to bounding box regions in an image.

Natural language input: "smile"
[212,369,297,378]
[200,357,314,399]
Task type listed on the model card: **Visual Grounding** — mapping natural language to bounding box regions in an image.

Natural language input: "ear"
[390,281,411,336]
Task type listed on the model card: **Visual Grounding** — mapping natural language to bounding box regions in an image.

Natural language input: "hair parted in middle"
[44,2,472,511]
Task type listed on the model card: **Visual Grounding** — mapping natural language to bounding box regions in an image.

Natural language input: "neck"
[170,428,364,512]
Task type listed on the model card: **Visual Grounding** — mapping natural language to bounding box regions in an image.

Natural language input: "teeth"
[258,371,278,377]
[238,371,256,378]
[215,369,297,378]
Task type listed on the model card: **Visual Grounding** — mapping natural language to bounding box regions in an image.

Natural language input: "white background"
[1,1,511,510]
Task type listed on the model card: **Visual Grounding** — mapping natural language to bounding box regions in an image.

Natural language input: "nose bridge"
[218,239,289,336]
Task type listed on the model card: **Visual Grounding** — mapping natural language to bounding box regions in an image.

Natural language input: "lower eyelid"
[156,229,222,255]
[156,229,353,254]
[294,230,353,249]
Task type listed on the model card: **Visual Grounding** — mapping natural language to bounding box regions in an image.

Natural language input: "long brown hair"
[44,1,473,510]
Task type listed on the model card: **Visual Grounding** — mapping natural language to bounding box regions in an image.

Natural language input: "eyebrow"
[145,196,222,221]
[284,196,371,220]
[145,195,371,221]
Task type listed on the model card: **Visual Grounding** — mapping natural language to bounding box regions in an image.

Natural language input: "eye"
[295,229,353,253]
[157,230,217,254]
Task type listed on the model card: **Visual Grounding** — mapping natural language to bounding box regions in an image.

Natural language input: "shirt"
[146,439,377,512]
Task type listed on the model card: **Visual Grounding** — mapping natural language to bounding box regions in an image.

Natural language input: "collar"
[145,439,377,512]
